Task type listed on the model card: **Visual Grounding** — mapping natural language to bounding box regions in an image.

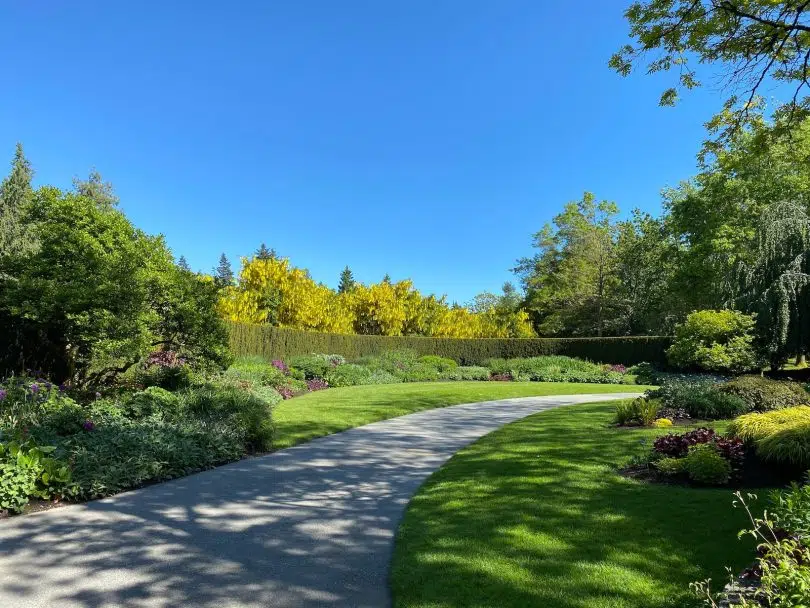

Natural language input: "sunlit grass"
[391,402,758,608]
[272,382,651,450]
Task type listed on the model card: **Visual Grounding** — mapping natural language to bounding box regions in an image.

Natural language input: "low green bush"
[729,407,810,444]
[486,356,626,384]
[179,385,274,451]
[224,356,287,387]
[0,440,72,513]
[681,443,732,484]
[397,364,440,383]
[716,375,809,412]
[757,422,810,468]
[124,386,180,419]
[324,364,374,387]
[438,366,492,381]
[648,377,747,420]
[418,355,458,372]
[666,309,760,374]
[771,482,810,540]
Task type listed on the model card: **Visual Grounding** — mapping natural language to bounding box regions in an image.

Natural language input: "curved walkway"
[0,392,640,608]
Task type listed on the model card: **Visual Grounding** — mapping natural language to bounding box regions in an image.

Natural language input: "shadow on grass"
[391,403,761,608]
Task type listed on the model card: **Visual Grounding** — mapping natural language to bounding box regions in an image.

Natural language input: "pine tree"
[178,255,191,272]
[73,169,119,207]
[382,273,391,284]
[0,143,37,259]
[338,266,355,293]
[215,253,234,287]
[255,243,277,260]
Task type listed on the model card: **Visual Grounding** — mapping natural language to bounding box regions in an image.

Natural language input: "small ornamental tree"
[667,309,760,374]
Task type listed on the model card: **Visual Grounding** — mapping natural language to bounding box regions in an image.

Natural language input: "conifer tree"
[0,143,37,259]
[73,169,119,207]
[215,253,234,287]
[338,266,355,293]
[382,273,391,284]
[255,243,277,260]
[178,255,191,272]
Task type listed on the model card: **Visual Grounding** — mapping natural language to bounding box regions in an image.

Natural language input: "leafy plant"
[771,482,810,540]
[717,376,809,413]
[614,397,660,426]
[124,386,179,419]
[418,355,458,372]
[667,310,760,374]
[0,440,72,513]
[682,444,732,485]
[730,407,810,444]
[323,364,373,387]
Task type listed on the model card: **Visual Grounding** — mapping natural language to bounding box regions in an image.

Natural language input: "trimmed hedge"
[227,323,671,366]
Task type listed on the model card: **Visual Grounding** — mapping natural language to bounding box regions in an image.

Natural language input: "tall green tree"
[611,1,810,135]
[177,255,191,272]
[515,192,621,336]
[0,143,37,260]
[73,169,119,207]
[736,201,810,367]
[215,253,234,287]
[338,266,355,293]
[255,242,276,260]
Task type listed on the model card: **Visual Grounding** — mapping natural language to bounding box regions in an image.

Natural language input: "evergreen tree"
[73,169,119,207]
[178,255,191,272]
[255,242,277,260]
[382,273,392,284]
[214,253,234,287]
[0,143,37,259]
[338,266,355,293]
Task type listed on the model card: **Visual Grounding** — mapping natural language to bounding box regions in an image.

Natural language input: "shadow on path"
[0,393,640,608]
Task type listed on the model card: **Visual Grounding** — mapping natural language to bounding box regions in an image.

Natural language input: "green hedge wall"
[227,323,672,366]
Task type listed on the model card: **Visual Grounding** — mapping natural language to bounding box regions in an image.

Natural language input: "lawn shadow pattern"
[391,403,760,608]
[0,393,639,607]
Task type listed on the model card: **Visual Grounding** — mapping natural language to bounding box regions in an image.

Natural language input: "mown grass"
[271,382,652,450]
[391,402,759,608]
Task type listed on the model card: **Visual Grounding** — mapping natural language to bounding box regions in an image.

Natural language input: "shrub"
[397,364,440,383]
[124,386,180,419]
[306,378,329,392]
[653,427,718,458]
[65,417,244,500]
[364,370,402,385]
[438,366,491,381]
[225,356,287,387]
[178,385,274,451]
[648,378,747,419]
[653,418,673,428]
[614,398,660,426]
[666,309,760,374]
[729,407,810,444]
[655,457,684,476]
[716,375,809,412]
[273,377,309,399]
[770,482,810,539]
[486,356,626,384]
[227,322,672,366]
[131,352,195,391]
[323,364,373,387]
[287,354,345,380]
[418,355,458,372]
[682,444,732,484]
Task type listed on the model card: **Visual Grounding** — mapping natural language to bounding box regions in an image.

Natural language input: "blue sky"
[1,1,728,303]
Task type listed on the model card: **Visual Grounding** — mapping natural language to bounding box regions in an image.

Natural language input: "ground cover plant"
[391,401,759,608]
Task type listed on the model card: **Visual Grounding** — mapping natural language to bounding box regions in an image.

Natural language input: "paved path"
[0,392,640,608]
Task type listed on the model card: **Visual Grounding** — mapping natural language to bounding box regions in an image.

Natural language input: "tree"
[215,253,234,287]
[338,266,355,293]
[73,169,119,207]
[736,201,810,367]
[178,255,191,272]
[382,273,392,284]
[611,1,810,135]
[255,243,276,260]
[515,192,621,336]
[0,143,37,260]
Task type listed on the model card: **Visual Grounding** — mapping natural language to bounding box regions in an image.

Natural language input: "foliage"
[614,397,660,426]
[771,482,810,540]
[223,356,287,387]
[214,253,234,287]
[438,366,492,381]
[487,355,628,384]
[737,201,810,369]
[648,377,748,419]
[417,355,458,372]
[0,143,37,262]
[718,375,810,412]
[667,310,759,374]
[654,427,719,458]
[757,421,810,468]
[227,322,672,365]
[682,444,732,485]
[653,417,673,428]
[288,353,343,380]
[123,386,180,419]
[612,1,810,138]
[323,364,374,387]
[338,266,355,294]
[730,406,810,444]
[0,439,72,513]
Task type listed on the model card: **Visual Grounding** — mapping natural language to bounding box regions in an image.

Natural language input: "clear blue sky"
[1,1,725,303]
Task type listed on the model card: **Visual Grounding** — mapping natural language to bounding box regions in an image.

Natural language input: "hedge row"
[227,323,672,366]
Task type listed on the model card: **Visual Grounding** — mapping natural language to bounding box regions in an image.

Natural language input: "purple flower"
[306,378,329,392]
[30,383,40,394]
[58,384,67,392]
[277,386,294,400]
[0,389,6,401]
[82,420,95,432]
[271,360,290,375]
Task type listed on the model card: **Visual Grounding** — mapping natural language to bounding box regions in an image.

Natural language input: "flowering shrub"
[490,372,513,382]
[306,379,329,392]
[604,364,627,374]
[277,386,294,400]
[271,360,289,375]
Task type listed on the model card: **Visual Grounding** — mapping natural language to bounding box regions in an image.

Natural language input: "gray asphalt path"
[0,392,641,608]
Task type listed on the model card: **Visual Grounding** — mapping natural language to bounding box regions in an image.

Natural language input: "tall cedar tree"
[338,266,355,293]
[255,242,276,260]
[215,253,234,287]
[0,143,37,259]
[178,255,192,272]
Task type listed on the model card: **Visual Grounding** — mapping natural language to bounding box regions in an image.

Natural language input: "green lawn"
[272,382,651,450]
[391,402,759,608]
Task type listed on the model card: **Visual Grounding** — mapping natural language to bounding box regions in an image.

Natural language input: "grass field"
[391,402,758,608]
[271,381,652,449]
